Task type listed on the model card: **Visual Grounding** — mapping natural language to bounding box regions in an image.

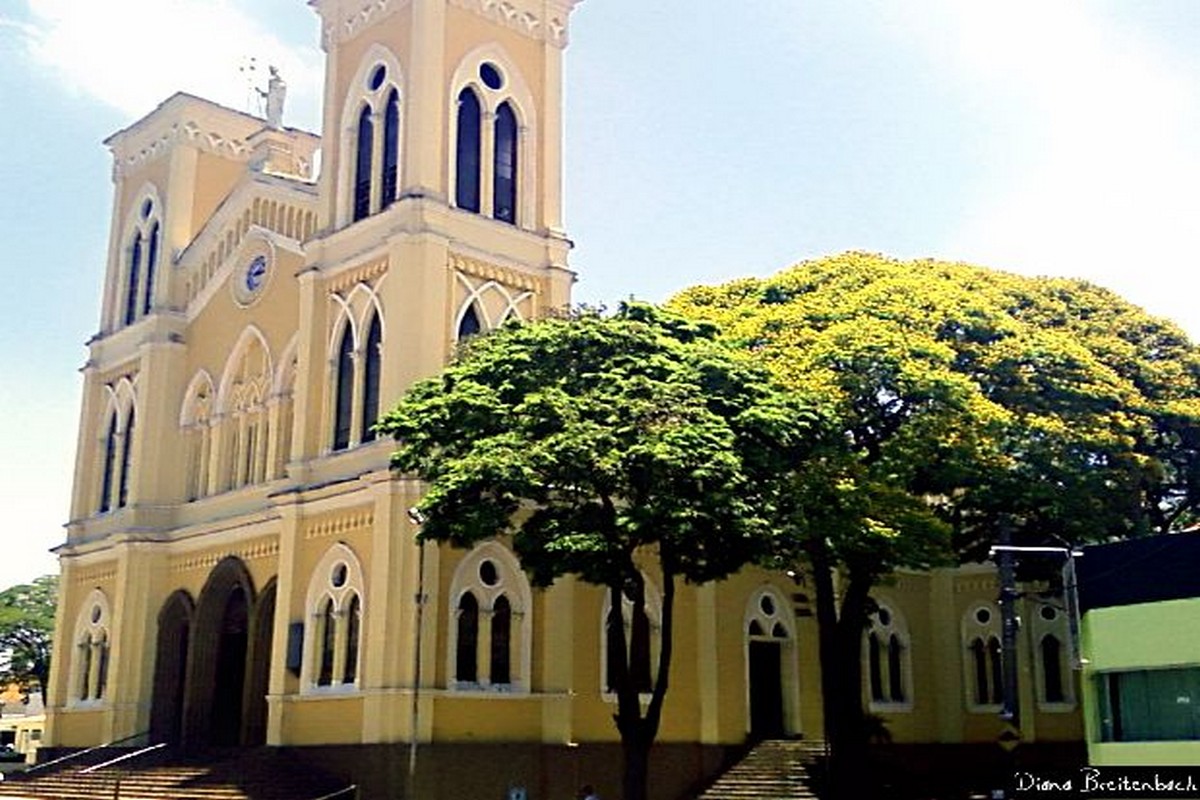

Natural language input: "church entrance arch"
[744,587,798,739]
[149,591,193,745]
[176,556,275,748]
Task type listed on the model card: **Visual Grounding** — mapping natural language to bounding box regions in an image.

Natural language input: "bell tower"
[294,0,582,464]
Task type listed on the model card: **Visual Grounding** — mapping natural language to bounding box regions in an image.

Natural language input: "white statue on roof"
[264,66,287,129]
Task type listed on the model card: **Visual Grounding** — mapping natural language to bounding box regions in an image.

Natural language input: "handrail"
[26,730,152,774]
[80,742,166,774]
[311,785,358,800]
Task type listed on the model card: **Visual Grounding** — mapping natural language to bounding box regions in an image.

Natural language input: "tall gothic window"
[1042,634,1065,703]
[99,414,118,513]
[381,90,400,211]
[124,233,142,326]
[455,592,479,683]
[142,223,160,316]
[117,409,134,508]
[361,314,382,443]
[353,106,373,222]
[332,325,354,451]
[303,545,366,693]
[317,598,335,687]
[455,89,482,213]
[491,595,512,686]
[493,102,518,224]
[343,594,361,685]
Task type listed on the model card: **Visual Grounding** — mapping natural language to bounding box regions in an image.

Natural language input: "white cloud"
[881,1,1200,337]
[11,0,322,128]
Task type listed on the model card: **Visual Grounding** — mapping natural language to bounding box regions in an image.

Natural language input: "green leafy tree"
[669,252,1200,792]
[378,304,827,800]
[0,575,58,704]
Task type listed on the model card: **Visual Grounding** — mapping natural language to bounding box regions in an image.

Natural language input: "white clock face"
[233,253,270,306]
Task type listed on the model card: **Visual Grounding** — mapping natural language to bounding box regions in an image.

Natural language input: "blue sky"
[1,0,1198,589]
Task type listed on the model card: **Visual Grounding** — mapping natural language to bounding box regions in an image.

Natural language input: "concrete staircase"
[696,739,827,800]
[0,747,354,800]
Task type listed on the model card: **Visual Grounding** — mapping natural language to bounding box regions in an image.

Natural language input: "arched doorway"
[745,587,797,739]
[181,557,274,748]
[149,591,194,745]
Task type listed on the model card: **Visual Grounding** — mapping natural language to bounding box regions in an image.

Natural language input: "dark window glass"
[1100,668,1200,742]
[99,414,118,513]
[490,595,511,685]
[381,90,400,211]
[748,620,764,636]
[868,632,884,702]
[118,410,134,508]
[605,606,623,693]
[353,105,373,222]
[143,223,159,316]
[343,594,361,685]
[1042,635,1065,703]
[493,103,518,224]
[888,634,905,702]
[479,62,504,90]
[361,314,382,443]
[368,64,386,91]
[971,638,989,705]
[78,641,92,700]
[456,593,479,683]
[333,325,354,451]
[455,89,481,212]
[457,304,481,341]
[96,640,109,699]
[988,637,1004,705]
[124,233,142,325]
[318,598,335,686]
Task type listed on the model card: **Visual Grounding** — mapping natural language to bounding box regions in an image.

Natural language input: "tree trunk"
[621,731,652,800]
[807,540,877,799]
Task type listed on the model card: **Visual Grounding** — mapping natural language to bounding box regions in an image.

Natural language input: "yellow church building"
[45,1,1082,797]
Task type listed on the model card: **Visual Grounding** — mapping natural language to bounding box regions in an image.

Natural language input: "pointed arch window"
[458,304,482,341]
[142,223,160,316]
[117,409,134,508]
[317,598,336,687]
[99,414,118,513]
[343,594,361,685]
[1042,634,1065,703]
[124,233,142,326]
[381,90,400,211]
[455,592,480,683]
[332,324,355,451]
[455,89,482,213]
[865,602,910,710]
[493,102,518,224]
[353,106,373,222]
[361,314,382,443]
[490,595,512,686]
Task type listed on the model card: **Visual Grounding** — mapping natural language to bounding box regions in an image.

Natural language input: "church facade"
[46,2,1081,797]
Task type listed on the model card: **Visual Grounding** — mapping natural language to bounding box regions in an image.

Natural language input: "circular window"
[479,560,499,587]
[90,605,102,624]
[331,563,348,588]
[479,62,504,91]
[368,64,387,91]
[1040,605,1058,622]
[877,608,891,627]
[975,608,992,625]
[759,594,775,616]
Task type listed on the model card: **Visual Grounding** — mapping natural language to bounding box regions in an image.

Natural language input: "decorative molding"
[304,509,375,540]
[169,538,279,573]
[72,566,118,586]
[113,122,253,179]
[322,0,407,48]
[448,0,577,48]
[450,253,542,294]
[327,257,389,295]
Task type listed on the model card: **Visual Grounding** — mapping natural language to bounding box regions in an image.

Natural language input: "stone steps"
[696,739,826,800]
[0,748,352,800]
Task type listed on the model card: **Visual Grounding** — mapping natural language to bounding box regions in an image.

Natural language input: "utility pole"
[997,522,1020,729]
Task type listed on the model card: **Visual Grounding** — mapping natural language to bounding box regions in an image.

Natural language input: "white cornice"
[314,0,581,49]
